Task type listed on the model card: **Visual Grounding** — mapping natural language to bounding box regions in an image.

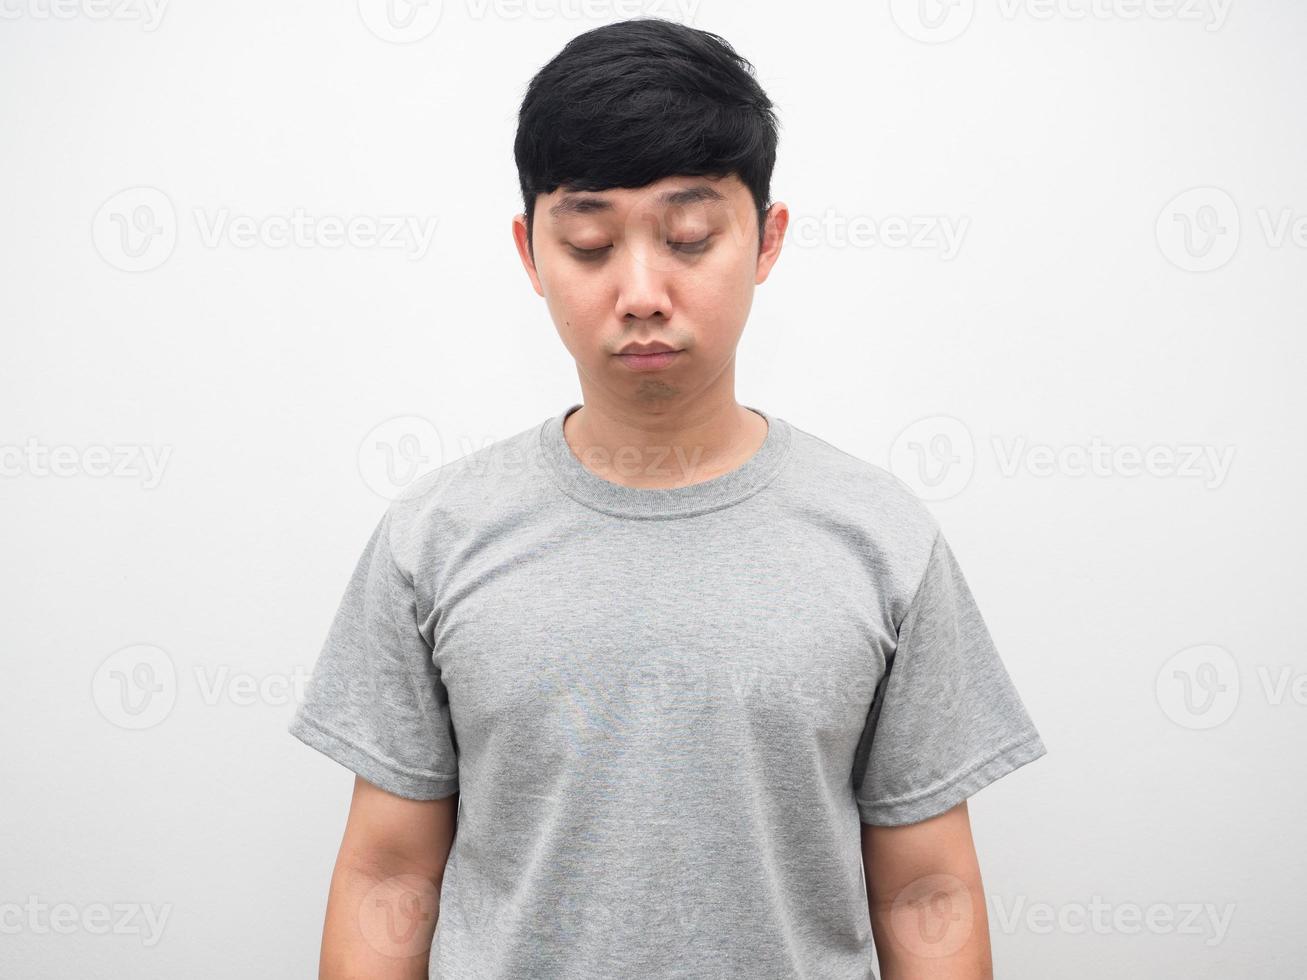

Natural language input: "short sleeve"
[288,508,460,801]
[853,530,1046,826]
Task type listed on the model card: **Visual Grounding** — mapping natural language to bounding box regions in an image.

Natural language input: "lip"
[617,341,680,355]
[614,349,683,371]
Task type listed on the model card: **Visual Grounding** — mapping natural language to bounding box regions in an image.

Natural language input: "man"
[289,17,1047,979]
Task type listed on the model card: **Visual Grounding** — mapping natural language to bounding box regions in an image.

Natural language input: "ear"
[755,202,789,285]
[512,213,544,297]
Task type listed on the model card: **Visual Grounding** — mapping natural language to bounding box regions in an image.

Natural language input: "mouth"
[617,340,680,355]
[614,347,684,371]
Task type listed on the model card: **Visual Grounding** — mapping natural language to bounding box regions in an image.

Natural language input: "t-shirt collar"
[538,402,792,520]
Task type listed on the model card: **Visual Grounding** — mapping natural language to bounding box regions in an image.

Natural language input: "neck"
[562,385,768,491]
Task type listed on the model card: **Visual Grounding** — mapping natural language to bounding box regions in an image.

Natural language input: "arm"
[319,775,459,980]
[861,800,992,980]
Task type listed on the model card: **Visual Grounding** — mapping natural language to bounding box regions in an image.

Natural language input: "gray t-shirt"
[289,402,1047,979]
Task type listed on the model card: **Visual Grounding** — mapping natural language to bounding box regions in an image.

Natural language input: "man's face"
[513,173,787,406]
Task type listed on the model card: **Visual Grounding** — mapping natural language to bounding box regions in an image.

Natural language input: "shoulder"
[783,421,940,540]
[779,419,943,603]
[378,415,547,564]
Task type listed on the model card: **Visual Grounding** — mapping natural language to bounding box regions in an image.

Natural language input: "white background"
[2,1,1304,976]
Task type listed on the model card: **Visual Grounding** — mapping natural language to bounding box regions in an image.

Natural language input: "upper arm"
[851,530,1046,828]
[336,775,459,882]
[861,799,981,905]
[860,801,992,976]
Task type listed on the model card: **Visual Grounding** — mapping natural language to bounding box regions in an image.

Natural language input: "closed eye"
[568,244,612,260]
[567,238,712,260]
[668,237,711,253]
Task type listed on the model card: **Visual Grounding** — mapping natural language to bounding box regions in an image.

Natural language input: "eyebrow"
[547,185,727,219]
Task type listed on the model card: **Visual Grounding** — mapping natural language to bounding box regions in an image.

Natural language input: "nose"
[613,238,672,323]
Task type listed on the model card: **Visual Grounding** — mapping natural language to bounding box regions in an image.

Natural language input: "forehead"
[543,176,745,221]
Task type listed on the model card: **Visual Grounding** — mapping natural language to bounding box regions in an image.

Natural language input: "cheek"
[549,280,608,329]
[541,277,610,356]
[681,250,755,319]
[537,258,589,315]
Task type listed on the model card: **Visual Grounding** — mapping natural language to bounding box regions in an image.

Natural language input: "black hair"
[513,18,779,260]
